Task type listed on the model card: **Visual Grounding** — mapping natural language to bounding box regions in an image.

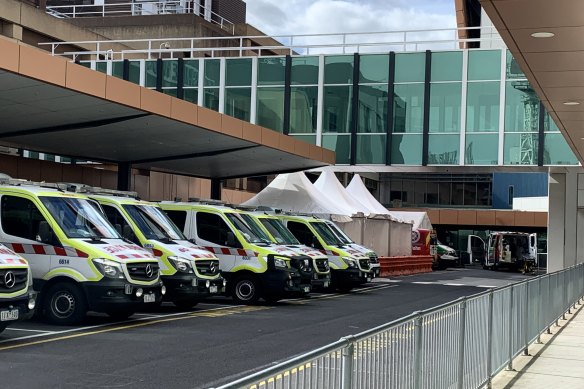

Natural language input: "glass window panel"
[96,62,108,74]
[257,87,285,133]
[544,133,579,165]
[426,182,439,205]
[505,81,539,132]
[395,53,425,83]
[112,61,123,78]
[358,84,388,133]
[465,133,498,165]
[393,84,425,133]
[503,133,538,165]
[145,61,157,88]
[128,61,140,85]
[204,88,219,111]
[322,134,351,164]
[439,182,451,205]
[163,89,177,97]
[291,134,316,145]
[162,60,178,88]
[258,57,286,86]
[428,134,460,164]
[291,56,319,85]
[356,134,386,164]
[415,181,426,205]
[391,134,423,164]
[226,58,252,86]
[452,183,464,205]
[468,50,501,81]
[466,82,500,132]
[183,88,198,104]
[204,59,220,87]
[429,83,461,133]
[324,55,354,84]
[290,86,318,134]
[402,181,415,205]
[79,61,91,68]
[183,59,199,87]
[477,182,491,206]
[464,182,477,206]
[225,87,251,121]
[359,54,389,83]
[323,85,352,133]
[544,112,560,132]
[431,51,463,82]
[506,51,525,79]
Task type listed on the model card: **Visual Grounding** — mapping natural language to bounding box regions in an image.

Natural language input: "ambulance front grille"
[368,253,379,264]
[314,258,329,273]
[195,260,220,276]
[359,259,370,270]
[0,268,27,292]
[126,262,159,282]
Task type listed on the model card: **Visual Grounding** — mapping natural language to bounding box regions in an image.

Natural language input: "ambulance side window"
[1,195,51,242]
[287,222,322,250]
[165,210,187,232]
[101,205,139,245]
[196,212,232,246]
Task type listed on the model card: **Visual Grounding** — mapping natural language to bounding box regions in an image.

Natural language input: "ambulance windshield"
[259,218,299,245]
[41,197,120,239]
[123,205,186,242]
[310,222,344,246]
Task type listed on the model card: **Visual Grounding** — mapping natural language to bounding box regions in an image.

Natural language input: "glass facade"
[85,48,579,167]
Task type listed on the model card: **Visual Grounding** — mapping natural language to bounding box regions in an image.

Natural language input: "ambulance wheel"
[106,311,135,320]
[44,283,87,325]
[232,275,260,304]
[172,300,199,310]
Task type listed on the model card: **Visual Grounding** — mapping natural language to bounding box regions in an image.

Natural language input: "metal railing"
[45,1,235,34]
[214,263,584,389]
[40,26,504,61]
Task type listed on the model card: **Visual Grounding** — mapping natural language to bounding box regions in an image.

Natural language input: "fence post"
[523,282,529,355]
[486,291,494,389]
[457,298,467,389]
[536,277,542,344]
[341,336,355,389]
[413,312,424,389]
[563,271,568,319]
[507,286,515,371]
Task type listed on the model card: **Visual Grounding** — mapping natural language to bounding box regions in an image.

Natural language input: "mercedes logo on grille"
[4,271,15,289]
[209,262,217,273]
[145,264,153,278]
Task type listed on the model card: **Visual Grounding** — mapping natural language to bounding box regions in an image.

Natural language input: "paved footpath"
[492,299,584,389]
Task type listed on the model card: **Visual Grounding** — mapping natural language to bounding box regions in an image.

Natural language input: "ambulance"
[0,179,165,325]
[159,202,314,304]
[321,220,381,278]
[278,215,375,292]
[85,188,225,309]
[238,212,331,289]
[470,232,537,273]
[0,244,36,334]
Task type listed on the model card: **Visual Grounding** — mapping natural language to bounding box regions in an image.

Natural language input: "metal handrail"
[45,1,235,34]
[213,264,584,389]
[39,25,504,60]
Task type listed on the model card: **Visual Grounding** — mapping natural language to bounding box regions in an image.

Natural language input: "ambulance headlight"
[342,257,358,268]
[168,256,193,273]
[93,258,125,279]
[273,256,289,269]
[28,297,36,310]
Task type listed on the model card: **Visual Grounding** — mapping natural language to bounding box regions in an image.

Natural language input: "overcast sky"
[245,0,456,37]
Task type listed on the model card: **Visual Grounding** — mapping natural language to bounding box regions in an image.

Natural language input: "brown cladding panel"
[133,174,150,200]
[425,209,440,225]
[0,37,20,73]
[101,170,117,189]
[457,210,477,225]
[495,211,515,226]
[439,210,458,225]
[534,212,548,227]
[0,155,18,177]
[61,164,83,183]
[149,171,165,201]
[140,88,172,117]
[242,122,262,143]
[17,159,42,181]
[19,45,67,87]
[105,76,141,107]
[221,115,244,139]
[170,98,198,125]
[40,162,63,183]
[476,210,496,225]
[514,211,536,227]
[175,175,189,201]
[81,167,101,187]
[198,107,222,133]
[261,127,279,149]
[65,62,106,98]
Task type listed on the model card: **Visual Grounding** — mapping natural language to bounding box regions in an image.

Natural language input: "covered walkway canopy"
[0,38,333,180]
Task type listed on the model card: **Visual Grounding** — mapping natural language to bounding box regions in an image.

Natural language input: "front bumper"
[332,268,372,286]
[259,269,312,297]
[0,291,36,325]
[83,279,164,313]
[311,272,332,289]
[162,274,225,301]
[369,263,380,278]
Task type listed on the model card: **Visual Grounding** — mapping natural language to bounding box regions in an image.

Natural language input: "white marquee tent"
[345,174,391,216]
[313,169,369,216]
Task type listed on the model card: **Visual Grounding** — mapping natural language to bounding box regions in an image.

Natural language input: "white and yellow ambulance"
[85,189,225,309]
[160,202,314,304]
[0,243,36,334]
[0,179,164,324]
[278,215,375,292]
[239,212,332,289]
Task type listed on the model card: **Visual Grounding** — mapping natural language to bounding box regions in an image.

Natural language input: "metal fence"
[214,263,584,389]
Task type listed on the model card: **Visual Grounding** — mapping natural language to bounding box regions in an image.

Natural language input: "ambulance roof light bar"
[76,185,139,199]
[0,178,68,192]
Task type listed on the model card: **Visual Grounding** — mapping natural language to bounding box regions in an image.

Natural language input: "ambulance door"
[529,233,537,259]
[467,235,485,265]
[0,194,57,280]
[485,235,495,267]
[192,211,237,271]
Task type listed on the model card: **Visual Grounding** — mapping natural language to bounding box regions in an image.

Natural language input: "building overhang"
[480,0,584,164]
[0,37,333,179]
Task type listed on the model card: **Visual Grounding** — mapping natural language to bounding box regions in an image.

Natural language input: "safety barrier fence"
[213,263,584,389]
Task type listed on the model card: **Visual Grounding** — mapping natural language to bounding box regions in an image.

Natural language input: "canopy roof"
[345,174,391,216]
[242,172,352,219]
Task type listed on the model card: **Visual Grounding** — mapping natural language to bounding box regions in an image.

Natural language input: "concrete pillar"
[548,168,583,272]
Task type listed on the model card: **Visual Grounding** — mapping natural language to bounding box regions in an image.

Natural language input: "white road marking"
[444,283,465,286]
[4,328,55,333]
[412,281,436,285]
[477,285,498,288]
